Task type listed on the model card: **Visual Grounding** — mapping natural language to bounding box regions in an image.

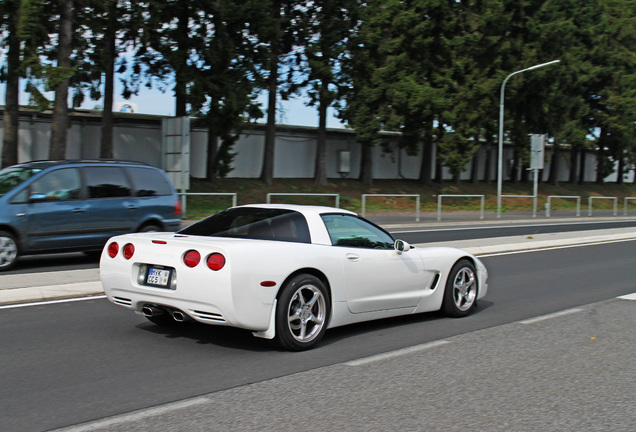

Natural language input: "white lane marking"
[519,308,584,325]
[50,397,210,432]
[345,340,450,367]
[477,238,636,258]
[389,219,636,234]
[0,295,107,310]
[618,293,636,300]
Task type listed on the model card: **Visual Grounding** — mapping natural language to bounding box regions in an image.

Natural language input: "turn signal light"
[107,242,119,258]
[183,250,201,267]
[123,243,135,260]
[206,253,226,271]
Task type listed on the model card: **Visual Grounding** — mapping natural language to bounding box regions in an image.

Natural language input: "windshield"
[179,207,311,243]
[0,167,41,197]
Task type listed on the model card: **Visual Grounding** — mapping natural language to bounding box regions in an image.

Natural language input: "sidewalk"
[1,226,635,306]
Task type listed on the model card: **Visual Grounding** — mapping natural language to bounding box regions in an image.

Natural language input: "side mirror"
[29,193,47,202]
[394,239,411,254]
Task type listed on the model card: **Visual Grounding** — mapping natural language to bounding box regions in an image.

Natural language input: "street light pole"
[496,59,560,218]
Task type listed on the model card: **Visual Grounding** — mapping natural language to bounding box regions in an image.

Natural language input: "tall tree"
[301,0,359,186]
[1,0,21,168]
[49,0,73,159]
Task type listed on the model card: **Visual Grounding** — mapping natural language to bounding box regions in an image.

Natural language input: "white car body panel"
[100,205,487,341]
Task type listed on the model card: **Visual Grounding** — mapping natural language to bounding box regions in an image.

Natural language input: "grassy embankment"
[181,177,636,219]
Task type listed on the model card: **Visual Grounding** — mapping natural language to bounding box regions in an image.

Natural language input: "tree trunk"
[206,122,218,183]
[548,142,560,186]
[616,150,625,184]
[49,0,73,160]
[314,89,328,186]
[359,143,373,186]
[100,7,116,159]
[418,126,433,185]
[568,148,578,184]
[578,148,586,184]
[470,135,480,184]
[483,144,492,183]
[260,47,279,186]
[2,2,20,168]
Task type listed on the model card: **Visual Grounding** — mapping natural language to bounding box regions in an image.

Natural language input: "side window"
[322,214,394,249]
[30,168,81,201]
[84,167,132,198]
[126,167,173,197]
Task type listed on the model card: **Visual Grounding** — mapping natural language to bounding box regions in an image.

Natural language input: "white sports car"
[100,204,488,350]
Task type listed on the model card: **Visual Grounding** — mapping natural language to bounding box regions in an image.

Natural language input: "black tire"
[442,259,478,318]
[0,231,19,272]
[139,224,161,233]
[275,274,330,351]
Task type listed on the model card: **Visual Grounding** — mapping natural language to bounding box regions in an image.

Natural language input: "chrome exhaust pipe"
[172,310,187,322]
[142,305,165,318]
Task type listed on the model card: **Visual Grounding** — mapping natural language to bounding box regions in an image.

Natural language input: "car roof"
[239,203,357,216]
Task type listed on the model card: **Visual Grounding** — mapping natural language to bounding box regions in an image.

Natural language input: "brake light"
[175,199,182,215]
[123,243,135,260]
[206,253,226,271]
[183,250,201,267]
[107,242,119,258]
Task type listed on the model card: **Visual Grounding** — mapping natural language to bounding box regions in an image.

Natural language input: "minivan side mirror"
[394,239,412,254]
[29,193,47,202]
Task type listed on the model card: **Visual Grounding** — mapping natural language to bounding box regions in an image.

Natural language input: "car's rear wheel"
[442,259,478,317]
[275,274,329,351]
[0,231,19,271]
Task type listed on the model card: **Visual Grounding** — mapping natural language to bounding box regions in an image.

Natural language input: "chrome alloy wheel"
[452,267,477,312]
[286,284,327,343]
[0,235,18,269]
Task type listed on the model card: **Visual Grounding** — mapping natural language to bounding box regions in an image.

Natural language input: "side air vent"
[113,296,132,307]
[192,310,226,323]
[430,273,441,290]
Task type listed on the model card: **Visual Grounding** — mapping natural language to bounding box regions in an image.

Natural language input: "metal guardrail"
[624,197,636,216]
[546,196,581,217]
[361,194,420,222]
[588,196,617,217]
[178,192,238,216]
[501,194,538,218]
[266,193,340,208]
[437,195,485,221]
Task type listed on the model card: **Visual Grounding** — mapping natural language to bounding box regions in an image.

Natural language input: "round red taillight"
[107,242,119,258]
[122,243,135,260]
[206,253,226,271]
[183,250,201,268]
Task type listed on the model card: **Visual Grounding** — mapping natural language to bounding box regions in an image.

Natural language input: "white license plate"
[146,268,171,287]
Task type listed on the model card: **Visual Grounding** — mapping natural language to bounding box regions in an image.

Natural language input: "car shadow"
[319,299,495,348]
[134,300,494,352]
[136,320,273,352]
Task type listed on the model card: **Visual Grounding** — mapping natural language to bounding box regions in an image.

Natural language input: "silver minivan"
[0,160,182,271]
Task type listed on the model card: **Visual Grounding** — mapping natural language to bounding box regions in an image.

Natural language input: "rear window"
[83,167,132,198]
[180,207,311,244]
[126,167,173,197]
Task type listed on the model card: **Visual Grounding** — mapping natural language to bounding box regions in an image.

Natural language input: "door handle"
[346,253,360,262]
[72,207,86,213]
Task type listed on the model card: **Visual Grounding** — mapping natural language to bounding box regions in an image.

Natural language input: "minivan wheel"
[139,224,161,232]
[0,231,19,271]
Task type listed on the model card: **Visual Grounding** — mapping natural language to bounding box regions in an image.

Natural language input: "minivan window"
[0,167,42,197]
[84,167,132,198]
[30,168,81,201]
[126,167,173,197]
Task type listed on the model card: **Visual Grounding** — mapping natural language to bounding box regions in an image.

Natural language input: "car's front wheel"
[0,231,19,271]
[275,274,330,351]
[442,259,478,317]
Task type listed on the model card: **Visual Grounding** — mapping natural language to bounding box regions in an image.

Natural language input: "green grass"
[180,177,636,219]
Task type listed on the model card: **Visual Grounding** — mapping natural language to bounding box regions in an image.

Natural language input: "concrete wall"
[1,108,633,184]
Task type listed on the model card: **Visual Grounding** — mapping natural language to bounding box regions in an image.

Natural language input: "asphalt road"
[4,218,636,274]
[1,240,635,431]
